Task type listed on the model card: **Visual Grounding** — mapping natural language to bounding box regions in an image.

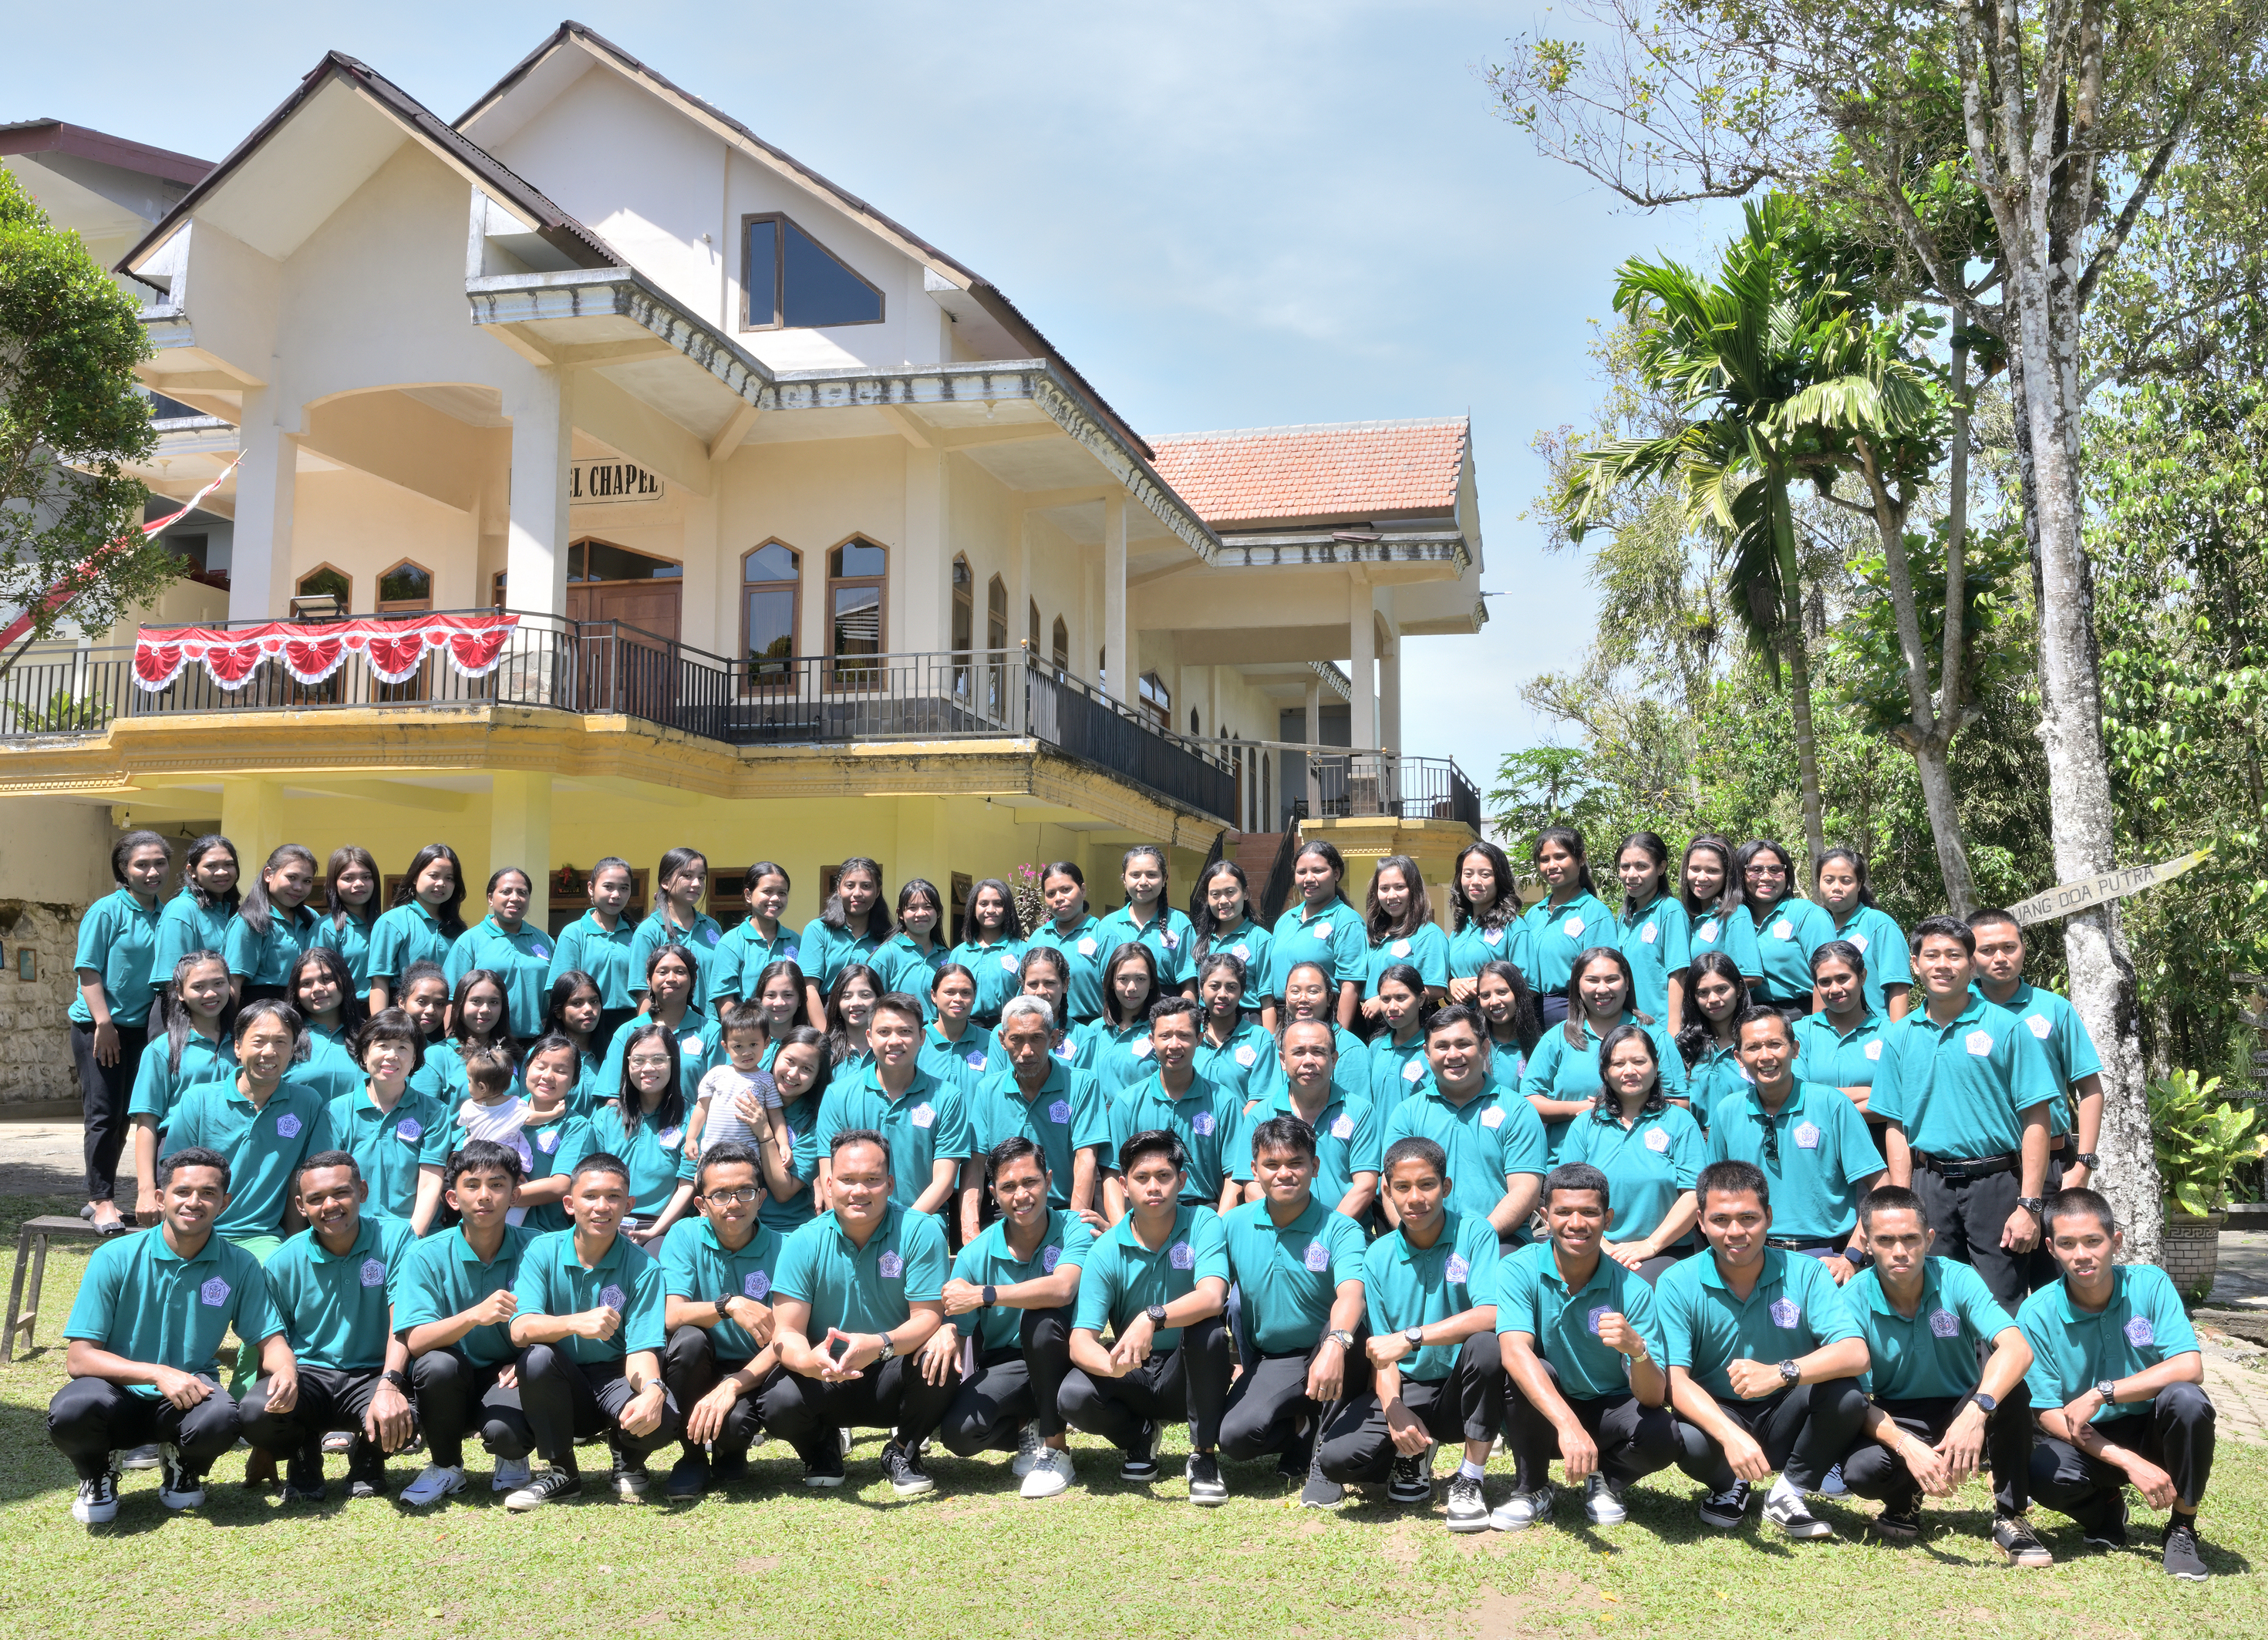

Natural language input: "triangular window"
[743,214,885,330]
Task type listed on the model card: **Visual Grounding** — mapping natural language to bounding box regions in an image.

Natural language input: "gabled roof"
[0,120,210,184]
[116,51,621,277]
[455,21,1151,459]
[1149,418,1470,527]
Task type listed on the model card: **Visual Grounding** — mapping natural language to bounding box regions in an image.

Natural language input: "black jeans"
[1673,1377,1870,1493]
[756,1351,960,1463]
[72,1021,145,1204]
[1911,1164,2030,1310]
[2030,1382,2216,1519]
[1059,1313,1231,1453]
[1838,1388,2034,1515]
[1222,1338,1356,1463]
[1505,1358,1679,1492]
[517,1345,683,1470]
[1319,1332,1505,1484]
[48,1375,241,1481]
[940,1307,1074,1455]
[408,1348,534,1470]
[662,1325,770,1460]
[240,1364,404,1466]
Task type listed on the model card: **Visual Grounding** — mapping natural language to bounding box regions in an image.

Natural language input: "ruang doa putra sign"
[2008,848,2212,927]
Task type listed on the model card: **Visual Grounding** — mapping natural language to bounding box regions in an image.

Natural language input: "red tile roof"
[1149,418,1468,526]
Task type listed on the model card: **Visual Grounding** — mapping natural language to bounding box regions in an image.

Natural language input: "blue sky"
[5,0,1730,794]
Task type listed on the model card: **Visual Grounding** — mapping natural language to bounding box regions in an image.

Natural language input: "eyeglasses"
[702,1186,764,1206]
[626,1055,672,1072]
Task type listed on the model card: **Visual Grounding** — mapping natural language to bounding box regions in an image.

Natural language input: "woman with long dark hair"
[1813,847,1912,1020]
[1095,844,1198,993]
[1191,951,1273,1104]
[537,968,608,1117]
[1675,951,1752,1130]
[1023,861,1106,1025]
[548,855,639,1041]
[983,946,1094,1071]
[1447,840,1530,1005]
[798,856,891,1023]
[366,843,463,1014]
[602,943,716,1099]
[612,1019,696,1246]
[713,859,800,1002]
[1091,942,1167,1100]
[312,846,380,1002]
[1555,1022,1704,1286]
[749,1024,831,1234]
[1265,838,1365,1029]
[1360,854,1448,1026]
[284,946,366,1098]
[919,961,991,1083]
[1518,945,1687,1159]
[72,830,171,1233]
[445,866,554,1040]
[1518,827,1616,1026]
[152,833,238,985]
[1790,940,1892,1123]
[1243,958,1372,1114]
[945,876,1025,1031]
[1191,859,1275,1029]
[629,846,725,1012]
[516,1033,600,1234]
[225,844,321,1005]
[1365,961,1437,1105]
[1614,831,1690,1032]
[1737,838,1833,1017]
[128,950,237,1221]
[430,968,515,1101]
[1677,835,1762,993]
[822,961,885,1072]
[1471,958,1544,1093]
[876,877,951,1019]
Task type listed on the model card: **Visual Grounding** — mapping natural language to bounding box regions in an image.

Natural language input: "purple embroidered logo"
[1133,1036,1154,1059]
[1929,1308,1960,1339]
[878,1251,905,1279]
[1048,1100,1072,1125]
[2125,1315,2154,1348]
[600,1284,626,1311]
[198,1276,230,1307]
[1077,938,1097,957]
[1235,1046,1258,1067]
[1404,1059,1425,1082]
[1849,933,1869,952]
[1169,1241,1195,1270]
[743,1271,770,1300]
[1586,1305,1610,1335]
[1161,931,1179,950]
[536,1130,561,1154]
[1793,1122,1820,1150]
[657,1126,684,1147]
[1302,1241,1330,1272]
[999,953,1018,971]
[1640,924,1657,944]
[1191,1112,1215,1137]
[1697,924,1718,945]
[1562,915,1585,938]
[1311,921,1331,940]
[1769,1298,1801,1329]
[512,1135,533,1167]
[1445,1254,1470,1283]
[396,1118,423,1143]
[1772,918,1794,941]
[908,1103,935,1130]
[1483,929,1503,945]
[1865,1042,1883,1061]
[1230,944,1249,961]
[359,1258,386,1288]
[1965,1029,1994,1056]
[275,1113,302,1139]
[1041,1246,1062,1274]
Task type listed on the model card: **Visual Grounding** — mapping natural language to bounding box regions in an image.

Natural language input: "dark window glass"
[986,576,1008,651]
[782,220,882,327]
[831,540,886,578]
[297,566,351,605]
[578,540,680,582]
[745,542,797,583]
[743,218,778,328]
[379,561,432,604]
[746,587,796,666]
[831,584,881,658]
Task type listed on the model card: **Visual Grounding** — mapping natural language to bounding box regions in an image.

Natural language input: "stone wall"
[0,900,86,1108]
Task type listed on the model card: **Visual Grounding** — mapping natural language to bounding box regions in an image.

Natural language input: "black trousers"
[1838,1388,2034,1514]
[756,1351,960,1463]
[240,1364,404,1462]
[662,1325,770,1459]
[940,1307,1073,1455]
[48,1375,241,1482]
[1673,1377,1870,1493]
[518,1344,683,1470]
[1059,1313,1231,1453]
[1505,1358,1679,1492]
[1911,1164,2030,1310]
[1633,1246,1690,1288]
[1319,1332,1506,1484]
[72,1021,146,1204]
[2030,1382,2216,1518]
[1222,1338,1354,1463]
[409,1348,533,1470]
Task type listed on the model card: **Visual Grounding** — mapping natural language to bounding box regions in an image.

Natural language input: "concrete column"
[903,446,946,652]
[1102,493,1128,702]
[895,796,951,902]
[504,368,572,618]
[1380,629,1402,754]
[1304,674,1324,818]
[683,478,722,655]
[1349,573,1377,749]
[490,772,554,931]
[220,779,285,872]
[229,399,297,621]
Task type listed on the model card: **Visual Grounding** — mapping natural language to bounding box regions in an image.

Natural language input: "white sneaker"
[1490,1486,1554,1531]
[399,1464,467,1508]
[1764,1492,1836,1540]
[1583,1471,1628,1525]
[839,1427,854,1456]
[72,1470,120,1525]
[1011,1423,1044,1477]
[120,1444,163,1471]
[491,1456,532,1493]
[1019,1446,1073,1499]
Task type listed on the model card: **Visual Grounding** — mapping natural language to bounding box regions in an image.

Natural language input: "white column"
[903,445,946,651]
[229,396,298,621]
[1349,572,1377,749]
[505,367,572,618]
[490,772,554,931]
[1304,673,1323,817]
[1102,492,1128,702]
[1380,631,1402,754]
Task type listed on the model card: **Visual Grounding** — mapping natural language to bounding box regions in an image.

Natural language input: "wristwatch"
[1327,1328,1356,1350]
[875,1332,896,1363]
[2017,1195,2046,1217]
[1778,1359,1800,1386]
[382,1369,411,1394]
[2095,1377,2118,1403]
[1404,1325,1427,1350]
[1146,1303,1168,1328]
[716,1293,738,1319]
[1973,1392,1997,1413]
[981,1284,998,1309]
[2072,1152,2099,1168]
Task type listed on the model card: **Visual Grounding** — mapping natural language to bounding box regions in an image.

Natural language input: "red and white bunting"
[132,613,521,692]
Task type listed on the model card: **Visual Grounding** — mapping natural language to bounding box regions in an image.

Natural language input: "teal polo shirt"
[1449,917,1532,982]
[1981,981,2103,1138]
[1191,1019,1274,1104]
[395,1224,537,1367]
[511,1228,668,1363]
[64,1228,281,1393]
[1849,1257,2014,1402]
[1228,1086,1381,1211]
[1520,891,1618,996]
[264,1214,418,1371]
[951,1207,1095,1353]
[1688,908,1764,981]
[129,1031,236,1137]
[1091,1019,1163,1102]
[1520,1015,1689,1157]
[224,904,320,988]
[366,901,457,987]
[1872,997,2057,1159]
[1025,914,1107,1022]
[446,918,555,1039]
[1195,922,1272,999]
[712,918,801,1002]
[773,1204,948,1339]
[1095,904,1198,989]
[661,1217,787,1359]
[1747,897,1835,1002]
[1364,921,1449,998]
[1073,1204,1228,1349]
[1243,1022,1372,1116]
[1109,1070,1245,1201]
[1481,1035,1530,1097]
[1367,1030,1435,1106]
[1380,1083,1549,1234]
[1617,895,1691,1025]
[2018,1264,2199,1422]
[922,1022,995,1086]
[1221,1195,1367,1355]
[814,1065,975,1209]
[795,916,885,1000]
[1680,1039,1749,1133]
[874,933,950,1020]
[595,1103,692,1216]
[153,890,235,979]
[1828,904,1912,1014]
[1656,1248,1861,1399]
[312,914,372,998]
[628,910,726,1010]
[944,936,1026,1020]
[167,1078,335,1239]
[1363,1210,1501,1382]
[966,1061,1110,1205]
[1267,894,1366,998]
[598,1011,718,1121]
[1791,1011,1889,1092]
[1495,1241,1667,1399]
[548,911,639,1009]
[1704,1080,1884,1241]
[519,1110,598,1234]
[70,888,163,1029]
[1557,1103,1707,1245]
[757,1095,822,1234]
[325,1086,451,1222]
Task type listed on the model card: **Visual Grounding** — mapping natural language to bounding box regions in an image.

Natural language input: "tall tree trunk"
[1773,478,1828,874]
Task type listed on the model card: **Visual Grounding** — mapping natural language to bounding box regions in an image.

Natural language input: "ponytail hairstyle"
[1676,950,1749,1069]
[1677,835,1744,922]
[1614,831,1671,911]
[1449,840,1518,931]
[1292,839,1346,900]
[586,857,635,915]
[964,877,1023,942]
[157,950,236,1074]
[237,844,318,939]
[1363,854,1432,943]
[655,847,708,921]
[1190,859,1255,953]
[1120,844,1169,911]
[822,857,892,939]
[110,829,171,885]
[1039,860,1087,920]
[1531,827,1598,898]
[1562,945,1644,1052]
[448,968,514,1052]
[1815,845,1880,911]
[287,946,366,1036]
[615,1021,686,1136]
[322,845,380,931]
[1592,1021,1667,1122]
[180,834,242,914]
[1194,950,1249,1006]
[1472,957,1543,1056]
[391,843,467,937]
[1811,938,1870,982]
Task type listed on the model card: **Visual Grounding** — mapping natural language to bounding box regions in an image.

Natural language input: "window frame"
[374,557,434,614]
[824,534,889,685]
[570,536,681,586]
[294,562,353,612]
[740,211,887,332]
[739,538,803,686]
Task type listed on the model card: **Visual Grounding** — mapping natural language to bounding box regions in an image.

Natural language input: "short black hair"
[1381,1136,1447,1180]
[829,1126,892,1169]
[986,1134,1048,1181]
[1248,1114,1317,1163]
[154,1146,229,1192]
[294,1149,361,1187]
[1147,995,1203,1029]
[1856,1183,1926,1231]
[1117,1126,1186,1177]
[2044,1186,2116,1238]
[696,1140,763,1191]
[1966,907,2022,935]
[1910,914,1975,955]
[571,1151,632,1189]
[447,1137,526,1191]
[1424,1002,1486,1041]
[1696,1157,1770,1210]
[1734,1005,1792,1046]
[353,1008,427,1074]
[1543,1160,1610,1207]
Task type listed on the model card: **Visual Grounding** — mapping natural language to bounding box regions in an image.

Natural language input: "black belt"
[1913,1150,2017,1183]
[2048,1136,2068,1154]
[1765,1237,1835,1251]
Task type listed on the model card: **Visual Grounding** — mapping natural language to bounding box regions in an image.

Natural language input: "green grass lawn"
[2,1190,2259,1639]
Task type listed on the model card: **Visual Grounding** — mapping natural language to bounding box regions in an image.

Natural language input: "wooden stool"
[5,1216,106,1363]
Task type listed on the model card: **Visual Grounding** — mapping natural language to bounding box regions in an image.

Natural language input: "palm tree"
[1561,195,1930,875]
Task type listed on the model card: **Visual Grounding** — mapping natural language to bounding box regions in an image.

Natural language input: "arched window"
[295,564,352,614]
[827,537,887,683]
[376,559,433,613]
[1028,598,1041,654]
[986,575,1008,653]
[1138,670,1170,730]
[1050,616,1069,673]
[1189,708,1200,736]
[741,540,800,681]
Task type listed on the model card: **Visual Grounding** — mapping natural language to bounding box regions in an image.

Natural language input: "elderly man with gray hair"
[960,993,1112,1241]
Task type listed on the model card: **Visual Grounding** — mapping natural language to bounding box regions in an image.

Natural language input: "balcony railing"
[0,612,1239,823]
[1294,752,1483,828]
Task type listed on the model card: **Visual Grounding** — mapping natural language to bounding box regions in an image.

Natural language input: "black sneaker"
[1697,1480,1751,1531]
[1387,1450,1434,1506]
[666,1451,709,1500]
[1872,1504,1922,1542]
[2162,1517,2210,1581]
[157,1444,207,1511]
[504,1467,581,1511]
[801,1444,846,1487]
[1299,1436,1343,1509]
[71,1470,120,1526]
[1186,1451,1228,1507]
[2081,1494,2129,1550]
[711,1450,750,1487]
[1121,1421,1161,1483]
[283,1444,326,1504]
[345,1445,386,1500]
[609,1453,650,1500]
[880,1439,934,1497]
[1993,1511,2052,1567]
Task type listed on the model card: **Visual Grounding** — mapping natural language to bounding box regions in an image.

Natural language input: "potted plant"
[2148,1070,2268,1302]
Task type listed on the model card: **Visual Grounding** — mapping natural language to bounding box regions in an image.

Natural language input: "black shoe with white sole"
[504,1468,582,1511]
[1186,1452,1228,1507]
[1697,1480,1751,1531]
[1445,1473,1490,1534]
[157,1445,206,1511]
[2081,1494,2130,1550]
[1387,1450,1434,1506]
[2162,1517,2210,1581]
[880,1440,934,1497]
[72,1470,120,1526]
[1120,1422,1161,1483]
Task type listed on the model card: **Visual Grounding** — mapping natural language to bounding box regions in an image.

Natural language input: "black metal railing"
[1296,753,1484,827]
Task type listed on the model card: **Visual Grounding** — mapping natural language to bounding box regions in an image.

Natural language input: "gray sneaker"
[1490,1485,1553,1531]
[1445,1472,1491,1534]
[1583,1471,1627,1525]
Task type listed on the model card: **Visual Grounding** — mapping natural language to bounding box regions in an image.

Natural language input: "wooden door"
[570,581,682,718]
